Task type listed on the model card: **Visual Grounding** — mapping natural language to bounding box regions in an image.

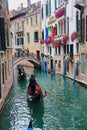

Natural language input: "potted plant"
[41,53,44,58]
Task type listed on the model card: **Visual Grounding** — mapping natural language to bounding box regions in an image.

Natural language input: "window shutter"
[86,16,87,42]
[42,6,43,19]
[78,19,81,42]
[0,18,6,51]
[34,32,38,42]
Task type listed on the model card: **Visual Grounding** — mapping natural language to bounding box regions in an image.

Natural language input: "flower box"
[52,39,61,48]
[55,7,65,18]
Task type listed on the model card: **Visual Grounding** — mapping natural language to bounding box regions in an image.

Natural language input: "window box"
[55,7,65,18]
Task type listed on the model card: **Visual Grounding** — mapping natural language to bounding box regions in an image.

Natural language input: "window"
[67,17,69,35]
[67,44,69,54]
[26,18,28,24]
[81,53,85,73]
[76,43,79,54]
[22,21,24,30]
[42,30,44,39]
[0,18,6,51]
[55,24,57,35]
[70,44,73,59]
[76,11,79,32]
[49,0,51,15]
[6,27,9,47]
[34,31,38,42]
[30,17,32,26]
[17,38,19,45]
[86,15,87,41]
[35,15,38,25]
[55,47,57,55]
[63,45,66,54]
[17,22,19,31]
[59,47,60,55]
[42,5,43,19]
[27,33,30,43]
[50,46,52,54]
[21,37,24,45]
[46,1,48,16]
[2,63,4,85]
[55,0,57,11]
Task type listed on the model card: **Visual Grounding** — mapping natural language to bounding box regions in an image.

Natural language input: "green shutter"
[0,18,6,51]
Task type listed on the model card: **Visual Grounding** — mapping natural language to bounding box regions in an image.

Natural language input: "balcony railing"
[15,27,24,33]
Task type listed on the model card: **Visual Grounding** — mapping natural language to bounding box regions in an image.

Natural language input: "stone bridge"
[13,53,41,69]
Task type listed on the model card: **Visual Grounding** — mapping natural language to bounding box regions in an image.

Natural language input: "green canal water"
[0,67,87,130]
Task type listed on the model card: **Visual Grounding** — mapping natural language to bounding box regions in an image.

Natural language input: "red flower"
[52,39,61,48]
[71,32,78,42]
[61,34,69,44]
[55,7,65,18]
[40,39,44,44]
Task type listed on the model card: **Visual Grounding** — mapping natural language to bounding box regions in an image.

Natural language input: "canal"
[0,67,87,130]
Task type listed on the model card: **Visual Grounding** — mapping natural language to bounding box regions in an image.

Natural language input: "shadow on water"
[27,100,44,129]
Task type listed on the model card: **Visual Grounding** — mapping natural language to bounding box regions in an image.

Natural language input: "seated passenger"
[28,75,37,95]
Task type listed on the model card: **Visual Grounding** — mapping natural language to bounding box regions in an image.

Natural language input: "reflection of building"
[0,0,13,110]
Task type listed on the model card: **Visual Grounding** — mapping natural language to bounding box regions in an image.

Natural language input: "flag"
[48,26,52,37]
[45,27,48,40]
[52,26,56,38]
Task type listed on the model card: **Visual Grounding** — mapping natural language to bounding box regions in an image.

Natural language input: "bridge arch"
[13,57,41,69]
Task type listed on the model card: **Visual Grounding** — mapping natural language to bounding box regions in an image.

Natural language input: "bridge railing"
[13,52,41,64]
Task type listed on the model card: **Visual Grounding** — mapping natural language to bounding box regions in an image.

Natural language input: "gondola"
[18,71,26,80]
[27,85,46,103]
[17,65,26,80]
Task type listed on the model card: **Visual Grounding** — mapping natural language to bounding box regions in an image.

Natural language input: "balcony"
[15,26,24,33]
[74,0,84,10]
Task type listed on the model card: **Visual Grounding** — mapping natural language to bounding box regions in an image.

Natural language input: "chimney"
[20,3,23,10]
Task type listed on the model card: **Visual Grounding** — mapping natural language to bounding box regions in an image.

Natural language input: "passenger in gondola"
[28,75,38,95]
[18,66,22,77]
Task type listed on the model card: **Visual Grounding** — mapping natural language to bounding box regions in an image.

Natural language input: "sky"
[8,0,40,10]
[8,0,27,10]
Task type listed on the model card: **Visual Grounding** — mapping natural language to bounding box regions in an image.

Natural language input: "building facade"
[10,1,41,59]
[41,0,87,83]
[24,1,41,59]
[0,0,13,110]
[75,0,87,83]
[10,9,28,55]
